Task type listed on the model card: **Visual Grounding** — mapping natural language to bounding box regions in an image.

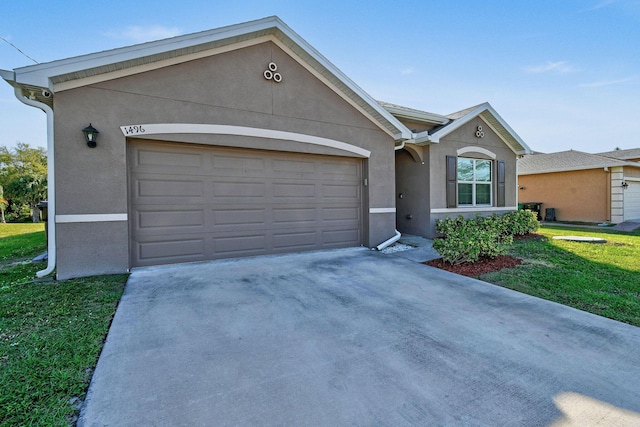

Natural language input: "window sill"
[430,206,517,214]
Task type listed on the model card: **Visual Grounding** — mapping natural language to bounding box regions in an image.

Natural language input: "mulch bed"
[425,255,522,277]
[424,233,543,277]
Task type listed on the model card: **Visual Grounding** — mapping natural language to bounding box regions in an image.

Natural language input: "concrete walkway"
[79,249,640,426]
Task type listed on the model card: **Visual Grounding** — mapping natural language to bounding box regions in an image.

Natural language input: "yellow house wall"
[518,169,609,222]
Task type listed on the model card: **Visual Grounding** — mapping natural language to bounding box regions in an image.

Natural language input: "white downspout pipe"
[375,138,413,251]
[375,229,401,251]
[14,87,56,278]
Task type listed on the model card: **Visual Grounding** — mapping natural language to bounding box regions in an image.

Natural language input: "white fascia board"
[429,103,490,141]
[382,104,449,125]
[0,69,15,82]
[414,131,436,144]
[9,16,411,140]
[13,16,285,89]
[275,23,410,140]
[479,106,532,154]
[428,102,532,155]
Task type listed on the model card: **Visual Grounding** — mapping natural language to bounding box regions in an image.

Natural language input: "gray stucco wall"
[395,148,430,236]
[53,41,396,278]
[426,118,518,237]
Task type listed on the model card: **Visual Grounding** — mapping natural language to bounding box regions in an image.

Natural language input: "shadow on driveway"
[79,248,640,426]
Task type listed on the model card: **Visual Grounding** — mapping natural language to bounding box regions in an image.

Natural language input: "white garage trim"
[369,208,396,214]
[57,214,128,223]
[120,124,372,158]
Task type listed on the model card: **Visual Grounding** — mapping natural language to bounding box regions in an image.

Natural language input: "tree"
[6,175,47,222]
[0,143,47,222]
[0,185,7,223]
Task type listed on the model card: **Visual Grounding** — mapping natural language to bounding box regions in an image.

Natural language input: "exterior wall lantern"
[82,123,99,148]
[622,181,629,189]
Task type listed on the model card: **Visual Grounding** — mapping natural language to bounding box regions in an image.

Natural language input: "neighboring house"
[596,148,640,163]
[1,17,530,279]
[518,150,640,224]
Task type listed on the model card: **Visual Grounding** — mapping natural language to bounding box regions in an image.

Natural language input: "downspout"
[375,138,412,250]
[14,86,56,278]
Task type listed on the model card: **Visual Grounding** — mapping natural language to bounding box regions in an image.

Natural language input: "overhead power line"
[0,35,38,64]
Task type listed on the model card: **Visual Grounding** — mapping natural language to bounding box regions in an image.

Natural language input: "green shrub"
[434,215,510,265]
[501,210,539,235]
[433,211,538,265]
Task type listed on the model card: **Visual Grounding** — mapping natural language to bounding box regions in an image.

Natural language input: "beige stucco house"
[1,17,531,279]
[518,150,640,224]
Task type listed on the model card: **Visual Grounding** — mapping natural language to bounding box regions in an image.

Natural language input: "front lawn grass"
[482,225,640,327]
[0,224,127,426]
[0,223,46,263]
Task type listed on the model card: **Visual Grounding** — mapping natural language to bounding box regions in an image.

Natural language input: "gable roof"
[596,148,640,161]
[1,16,411,141]
[381,101,531,155]
[518,150,640,175]
[377,101,450,126]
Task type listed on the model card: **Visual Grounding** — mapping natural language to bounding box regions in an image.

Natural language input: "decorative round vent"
[475,125,485,138]
[263,62,282,83]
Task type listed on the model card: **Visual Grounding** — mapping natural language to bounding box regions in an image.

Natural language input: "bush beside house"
[433,210,539,265]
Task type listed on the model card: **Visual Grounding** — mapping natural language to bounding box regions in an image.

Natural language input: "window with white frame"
[457,158,492,206]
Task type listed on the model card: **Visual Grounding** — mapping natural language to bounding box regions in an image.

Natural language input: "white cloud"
[105,25,182,43]
[588,0,616,10]
[524,61,576,74]
[400,67,415,75]
[580,75,636,87]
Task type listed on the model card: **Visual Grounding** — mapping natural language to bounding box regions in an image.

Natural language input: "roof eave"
[8,16,410,140]
[428,102,532,155]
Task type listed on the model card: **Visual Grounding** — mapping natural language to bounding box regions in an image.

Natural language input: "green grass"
[482,225,640,327]
[0,224,127,426]
[0,223,47,263]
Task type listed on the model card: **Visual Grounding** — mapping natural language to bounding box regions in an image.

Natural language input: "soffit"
[7,17,411,140]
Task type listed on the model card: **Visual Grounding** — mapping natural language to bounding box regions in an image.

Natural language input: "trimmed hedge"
[433,210,538,265]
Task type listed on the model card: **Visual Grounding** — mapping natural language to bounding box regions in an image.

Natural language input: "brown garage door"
[128,140,363,267]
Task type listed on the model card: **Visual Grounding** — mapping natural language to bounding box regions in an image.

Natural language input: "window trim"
[457,157,493,207]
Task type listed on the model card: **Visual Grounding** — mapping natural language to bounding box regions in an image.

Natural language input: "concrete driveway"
[79,248,640,426]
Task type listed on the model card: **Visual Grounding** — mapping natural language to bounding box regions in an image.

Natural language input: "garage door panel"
[137,149,204,169]
[271,159,318,179]
[624,181,640,220]
[322,207,360,221]
[272,207,318,224]
[273,183,317,198]
[323,228,360,245]
[322,183,360,198]
[272,231,318,250]
[137,238,206,262]
[129,141,363,267]
[137,209,205,229]
[210,155,266,176]
[137,179,204,198]
[214,235,267,255]
[212,208,266,226]
[321,161,361,178]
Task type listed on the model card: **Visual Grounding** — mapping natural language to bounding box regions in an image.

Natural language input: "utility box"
[545,208,556,222]
[522,202,543,221]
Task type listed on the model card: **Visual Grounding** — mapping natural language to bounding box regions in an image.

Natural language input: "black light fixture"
[82,123,99,148]
[622,181,629,189]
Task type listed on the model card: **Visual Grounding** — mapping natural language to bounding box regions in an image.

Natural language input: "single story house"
[1,16,530,279]
[596,148,640,163]
[518,150,640,224]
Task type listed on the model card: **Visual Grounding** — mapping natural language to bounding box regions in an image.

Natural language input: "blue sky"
[1,0,639,153]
